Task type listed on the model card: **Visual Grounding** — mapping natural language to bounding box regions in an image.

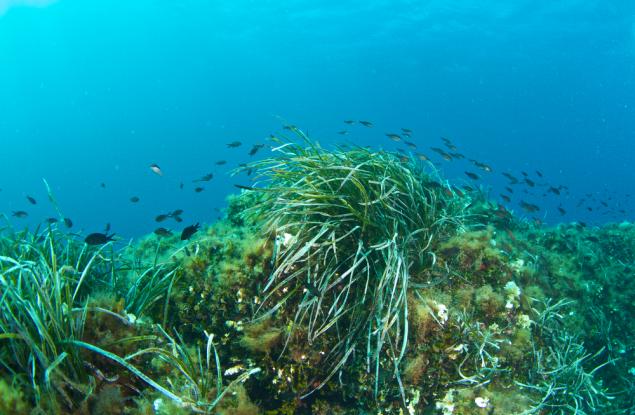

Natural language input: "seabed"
[0,134,633,414]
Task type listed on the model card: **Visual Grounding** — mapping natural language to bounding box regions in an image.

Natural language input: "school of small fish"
[1,122,630,245]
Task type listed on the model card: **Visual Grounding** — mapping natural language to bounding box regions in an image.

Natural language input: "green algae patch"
[240,318,283,356]
[0,378,30,415]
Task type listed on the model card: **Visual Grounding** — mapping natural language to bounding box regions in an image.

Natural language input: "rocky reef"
[0,135,633,414]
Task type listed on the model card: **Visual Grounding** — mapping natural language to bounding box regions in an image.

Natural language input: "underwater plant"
[241,129,467,401]
[515,299,614,415]
[0,227,115,408]
[0,226,258,413]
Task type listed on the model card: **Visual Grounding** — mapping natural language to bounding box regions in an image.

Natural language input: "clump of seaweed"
[241,129,467,400]
[0,227,114,409]
[516,299,614,414]
[0,224,259,413]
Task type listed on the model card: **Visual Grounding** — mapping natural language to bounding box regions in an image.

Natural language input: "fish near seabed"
[464,171,480,180]
[85,232,115,245]
[154,227,173,237]
[181,223,200,240]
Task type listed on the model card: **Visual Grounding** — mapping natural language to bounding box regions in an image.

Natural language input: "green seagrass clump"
[241,129,467,399]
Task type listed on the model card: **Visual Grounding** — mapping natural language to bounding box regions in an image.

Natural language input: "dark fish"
[500,194,511,203]
[494,204,511,219]
[401,128,412,133]
[535,170,543,178]
[179,182,184,190]
[558,207,566,215]
[519,201,540,213]
[194,173,214,182]
[443,142,458,152]
[469,159,492,172]
[248,144,265,156]
[547,186,560,195]
[464,171,480,180]
[216,160,227,165]
[502,172,519,184]
[343,120,355,124]
[505,186,513,193]
[12,211,28,218]
[430,147,453,161]
[234,184,256,191]
[170,209,184,217]
[415,152,429,161]
[194,187,204,193]
[521,171,528,177]
[227,141,242,148]
[524,178,535,187]
[45,217,58,224]
[174,216,183,223]
[130,196,140,203]
[154,227,173,237]
[63,218,73,228]
[449,152,465,159]
[600,201,608,207]
[26,196,37,205]
[386,133,401,142]
[337,130,348,135]
[359,120,373,127]
[155,214,169,222]
[150,163,163,176]
[100,182,106,188]
[440,137,457,151]
[181,223,200,241]
[238,164,254,175]
[85,233,115,245]
[404,141,417,149]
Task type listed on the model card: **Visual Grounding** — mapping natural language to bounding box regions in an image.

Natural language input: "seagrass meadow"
[0,135,633,414]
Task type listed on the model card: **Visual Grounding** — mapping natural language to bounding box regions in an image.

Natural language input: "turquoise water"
[0,0,634,237]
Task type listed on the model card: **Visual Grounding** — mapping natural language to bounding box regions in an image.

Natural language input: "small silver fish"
[150,163,163,176]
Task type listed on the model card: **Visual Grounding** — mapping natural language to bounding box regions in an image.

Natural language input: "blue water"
[1,0,634,238]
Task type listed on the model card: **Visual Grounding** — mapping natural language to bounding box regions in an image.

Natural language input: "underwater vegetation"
[0,129,634,414]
